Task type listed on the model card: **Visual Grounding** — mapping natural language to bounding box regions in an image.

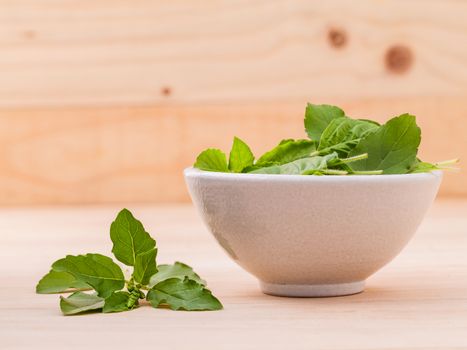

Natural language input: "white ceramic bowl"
[184,168,442,297]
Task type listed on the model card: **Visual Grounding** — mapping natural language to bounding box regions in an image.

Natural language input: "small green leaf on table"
[36,270,90,294]
[60,292,104,315]
[133,248,158,285]
[149,262,206,287]
[52,254,125,298]
[110,208,156,267]
[36,208,223,316]
[103,291,134,313]
[147,277,223,311]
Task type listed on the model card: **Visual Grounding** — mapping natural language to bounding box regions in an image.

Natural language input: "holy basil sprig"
[36,209,223,315]
[193,102,458,175]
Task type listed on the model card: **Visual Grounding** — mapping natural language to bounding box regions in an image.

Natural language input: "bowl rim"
[184,167,442,183]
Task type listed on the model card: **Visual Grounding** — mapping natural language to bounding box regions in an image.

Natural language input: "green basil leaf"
[256,139,316,166]
[318,117,378,156]
[60,292,104,315]
[318,117,357,154]
[228,137,254,173]
[103,291,133,313]
[110,208,156,267]
[36,270,90,294]
[52,254,125,298]
[249,154,338,175]
[147,277,222,311]
[348,122,379,140]
[348,113,421,174]
[148,262,206,288]
[133,248,158,285]
[194,149,229,172]
[304,103,345,141]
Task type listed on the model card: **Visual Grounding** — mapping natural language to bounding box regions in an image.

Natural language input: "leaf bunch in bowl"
[194,103,458,175]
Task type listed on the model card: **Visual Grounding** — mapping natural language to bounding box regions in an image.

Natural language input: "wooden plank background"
[0,0,465,205]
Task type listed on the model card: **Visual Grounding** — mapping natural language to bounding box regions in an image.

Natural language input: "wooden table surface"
[1,200,466,350]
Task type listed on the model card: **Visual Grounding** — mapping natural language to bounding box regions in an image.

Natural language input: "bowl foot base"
[260,280,365,297]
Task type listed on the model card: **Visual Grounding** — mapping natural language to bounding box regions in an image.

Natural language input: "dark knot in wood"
[328,28,347,48]
[385,45,413,74]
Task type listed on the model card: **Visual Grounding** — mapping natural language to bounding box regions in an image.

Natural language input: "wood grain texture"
[1,201,466,349]
[0,0,465,204]
[0,0,466,106]
[0,98,465,205]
